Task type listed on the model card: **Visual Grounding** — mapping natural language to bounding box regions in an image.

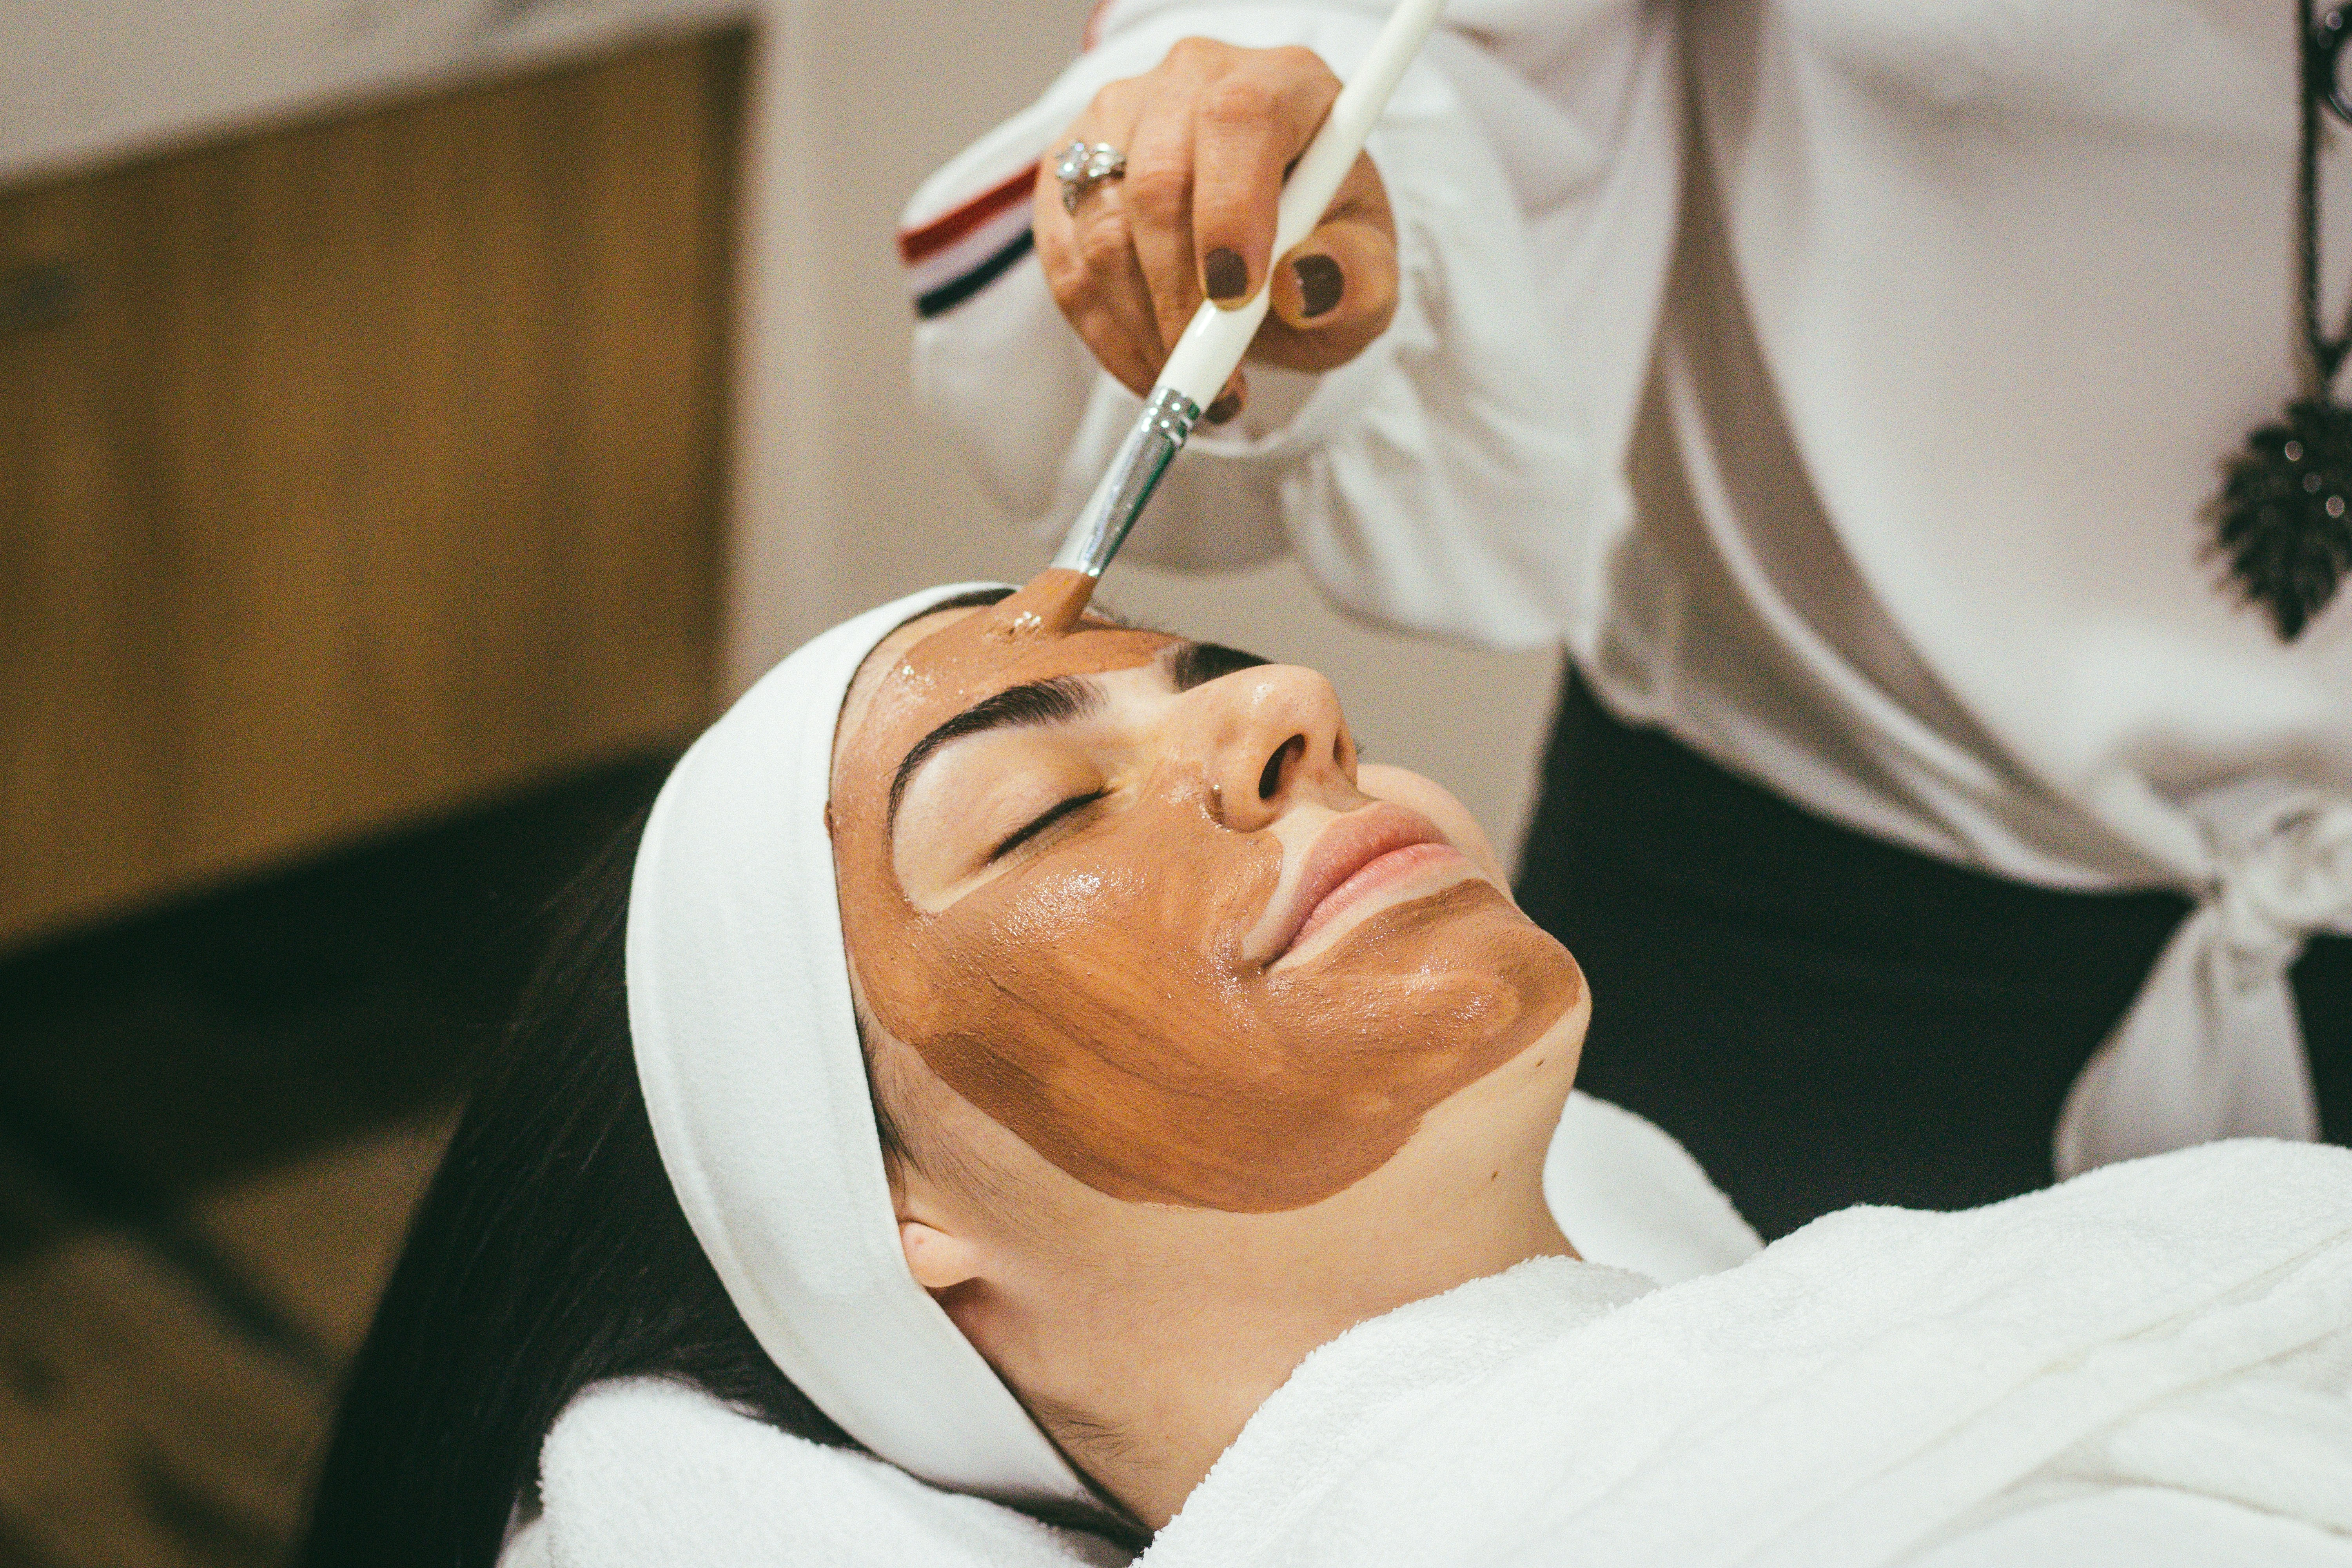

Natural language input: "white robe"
[509,1137,2352,1567]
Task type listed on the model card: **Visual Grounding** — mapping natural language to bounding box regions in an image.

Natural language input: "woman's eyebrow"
[1170,640,1270,690]
[888,675,1102,829]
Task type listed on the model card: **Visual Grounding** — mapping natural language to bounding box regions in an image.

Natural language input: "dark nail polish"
[1205,392,1242,424]
[1204,247,1249,301]
[1293,254,1343,318]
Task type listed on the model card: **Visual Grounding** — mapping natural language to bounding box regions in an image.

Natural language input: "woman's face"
[831,579,1583,1213]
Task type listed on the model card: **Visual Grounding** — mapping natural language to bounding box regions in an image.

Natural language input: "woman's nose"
[1177,664,1356,829]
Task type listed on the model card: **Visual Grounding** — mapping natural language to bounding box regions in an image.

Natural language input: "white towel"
[510,1137,2352,1567]
[511,1378,1131,1568]
[626,582,1089,1504]
[1543,1088,1761,1285]
[1145,1138,2352,1568]
[503,1091,1742,1565]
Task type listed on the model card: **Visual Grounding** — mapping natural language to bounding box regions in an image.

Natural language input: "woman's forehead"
[835,607,1177,786]
[841,606,980,727]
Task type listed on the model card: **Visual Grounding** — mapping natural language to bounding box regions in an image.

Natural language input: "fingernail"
[1205,392,1242,424]
[1293,254,1343,318]
[1204,247,1249,301]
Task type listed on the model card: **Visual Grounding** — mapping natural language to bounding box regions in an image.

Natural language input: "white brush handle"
[1155,0,1444,407]
[1052,0,1445,577]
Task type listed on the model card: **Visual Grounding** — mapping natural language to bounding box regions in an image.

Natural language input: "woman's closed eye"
[979,644,1268,862]
[990,788,1110,862]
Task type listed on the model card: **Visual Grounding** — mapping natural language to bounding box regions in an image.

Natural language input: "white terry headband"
[624,582,1090,1504]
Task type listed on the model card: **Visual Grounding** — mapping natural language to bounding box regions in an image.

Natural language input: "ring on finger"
[1055,140,1128,213]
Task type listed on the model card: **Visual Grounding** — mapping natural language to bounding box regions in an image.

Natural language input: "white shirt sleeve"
[903,0,1674,651]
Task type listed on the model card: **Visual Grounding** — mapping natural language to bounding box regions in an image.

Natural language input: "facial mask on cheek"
[862,789,1577,1214]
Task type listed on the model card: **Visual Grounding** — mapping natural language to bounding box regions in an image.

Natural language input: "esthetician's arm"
[905,0,1671,648]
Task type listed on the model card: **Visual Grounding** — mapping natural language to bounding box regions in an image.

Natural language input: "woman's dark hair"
[295,811,848,1568]
[297,588,1158,1565]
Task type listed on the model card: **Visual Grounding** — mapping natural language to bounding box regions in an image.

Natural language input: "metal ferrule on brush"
[1050,386,1202,577]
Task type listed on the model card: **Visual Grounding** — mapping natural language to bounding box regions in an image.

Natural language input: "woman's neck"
[1022,1132,1573,1529]
[926,1020,1588,1531]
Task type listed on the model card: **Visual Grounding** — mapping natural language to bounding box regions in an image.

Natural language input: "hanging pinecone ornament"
[2210,396,2352,637]
[2205,4,2352,638]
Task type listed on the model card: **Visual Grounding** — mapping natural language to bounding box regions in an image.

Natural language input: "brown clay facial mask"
[832,572,1581,1213]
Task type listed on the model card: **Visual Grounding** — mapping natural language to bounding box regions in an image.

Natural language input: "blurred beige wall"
[733,0,1564,854]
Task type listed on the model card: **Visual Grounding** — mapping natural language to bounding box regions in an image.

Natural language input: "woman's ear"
[898,1217,984,1291]
[893,1156,985,1291]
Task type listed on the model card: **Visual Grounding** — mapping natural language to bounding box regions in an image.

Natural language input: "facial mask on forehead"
[625,582,1089,1506]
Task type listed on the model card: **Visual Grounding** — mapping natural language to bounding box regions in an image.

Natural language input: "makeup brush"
[1047,0,1448,592]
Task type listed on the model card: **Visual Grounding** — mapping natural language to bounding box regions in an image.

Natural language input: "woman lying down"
[299,576,2352,1568]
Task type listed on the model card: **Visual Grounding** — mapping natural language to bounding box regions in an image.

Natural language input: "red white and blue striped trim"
[901,162,1037,319]
[900,3,1123,318]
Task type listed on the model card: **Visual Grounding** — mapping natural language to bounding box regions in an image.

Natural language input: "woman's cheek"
[1358,763,1510,888]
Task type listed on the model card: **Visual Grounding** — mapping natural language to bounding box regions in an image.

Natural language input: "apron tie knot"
[2055,792,2352,1178]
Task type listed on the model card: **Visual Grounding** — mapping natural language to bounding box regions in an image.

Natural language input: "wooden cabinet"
[0,33,744,950]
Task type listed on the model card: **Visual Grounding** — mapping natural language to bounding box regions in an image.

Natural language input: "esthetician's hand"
[1034,38,1399,424]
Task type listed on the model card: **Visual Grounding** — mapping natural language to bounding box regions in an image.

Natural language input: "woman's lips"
[1259,804,1472,965]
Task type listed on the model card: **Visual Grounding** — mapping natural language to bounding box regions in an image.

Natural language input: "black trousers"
[1514,671,2352,1241]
